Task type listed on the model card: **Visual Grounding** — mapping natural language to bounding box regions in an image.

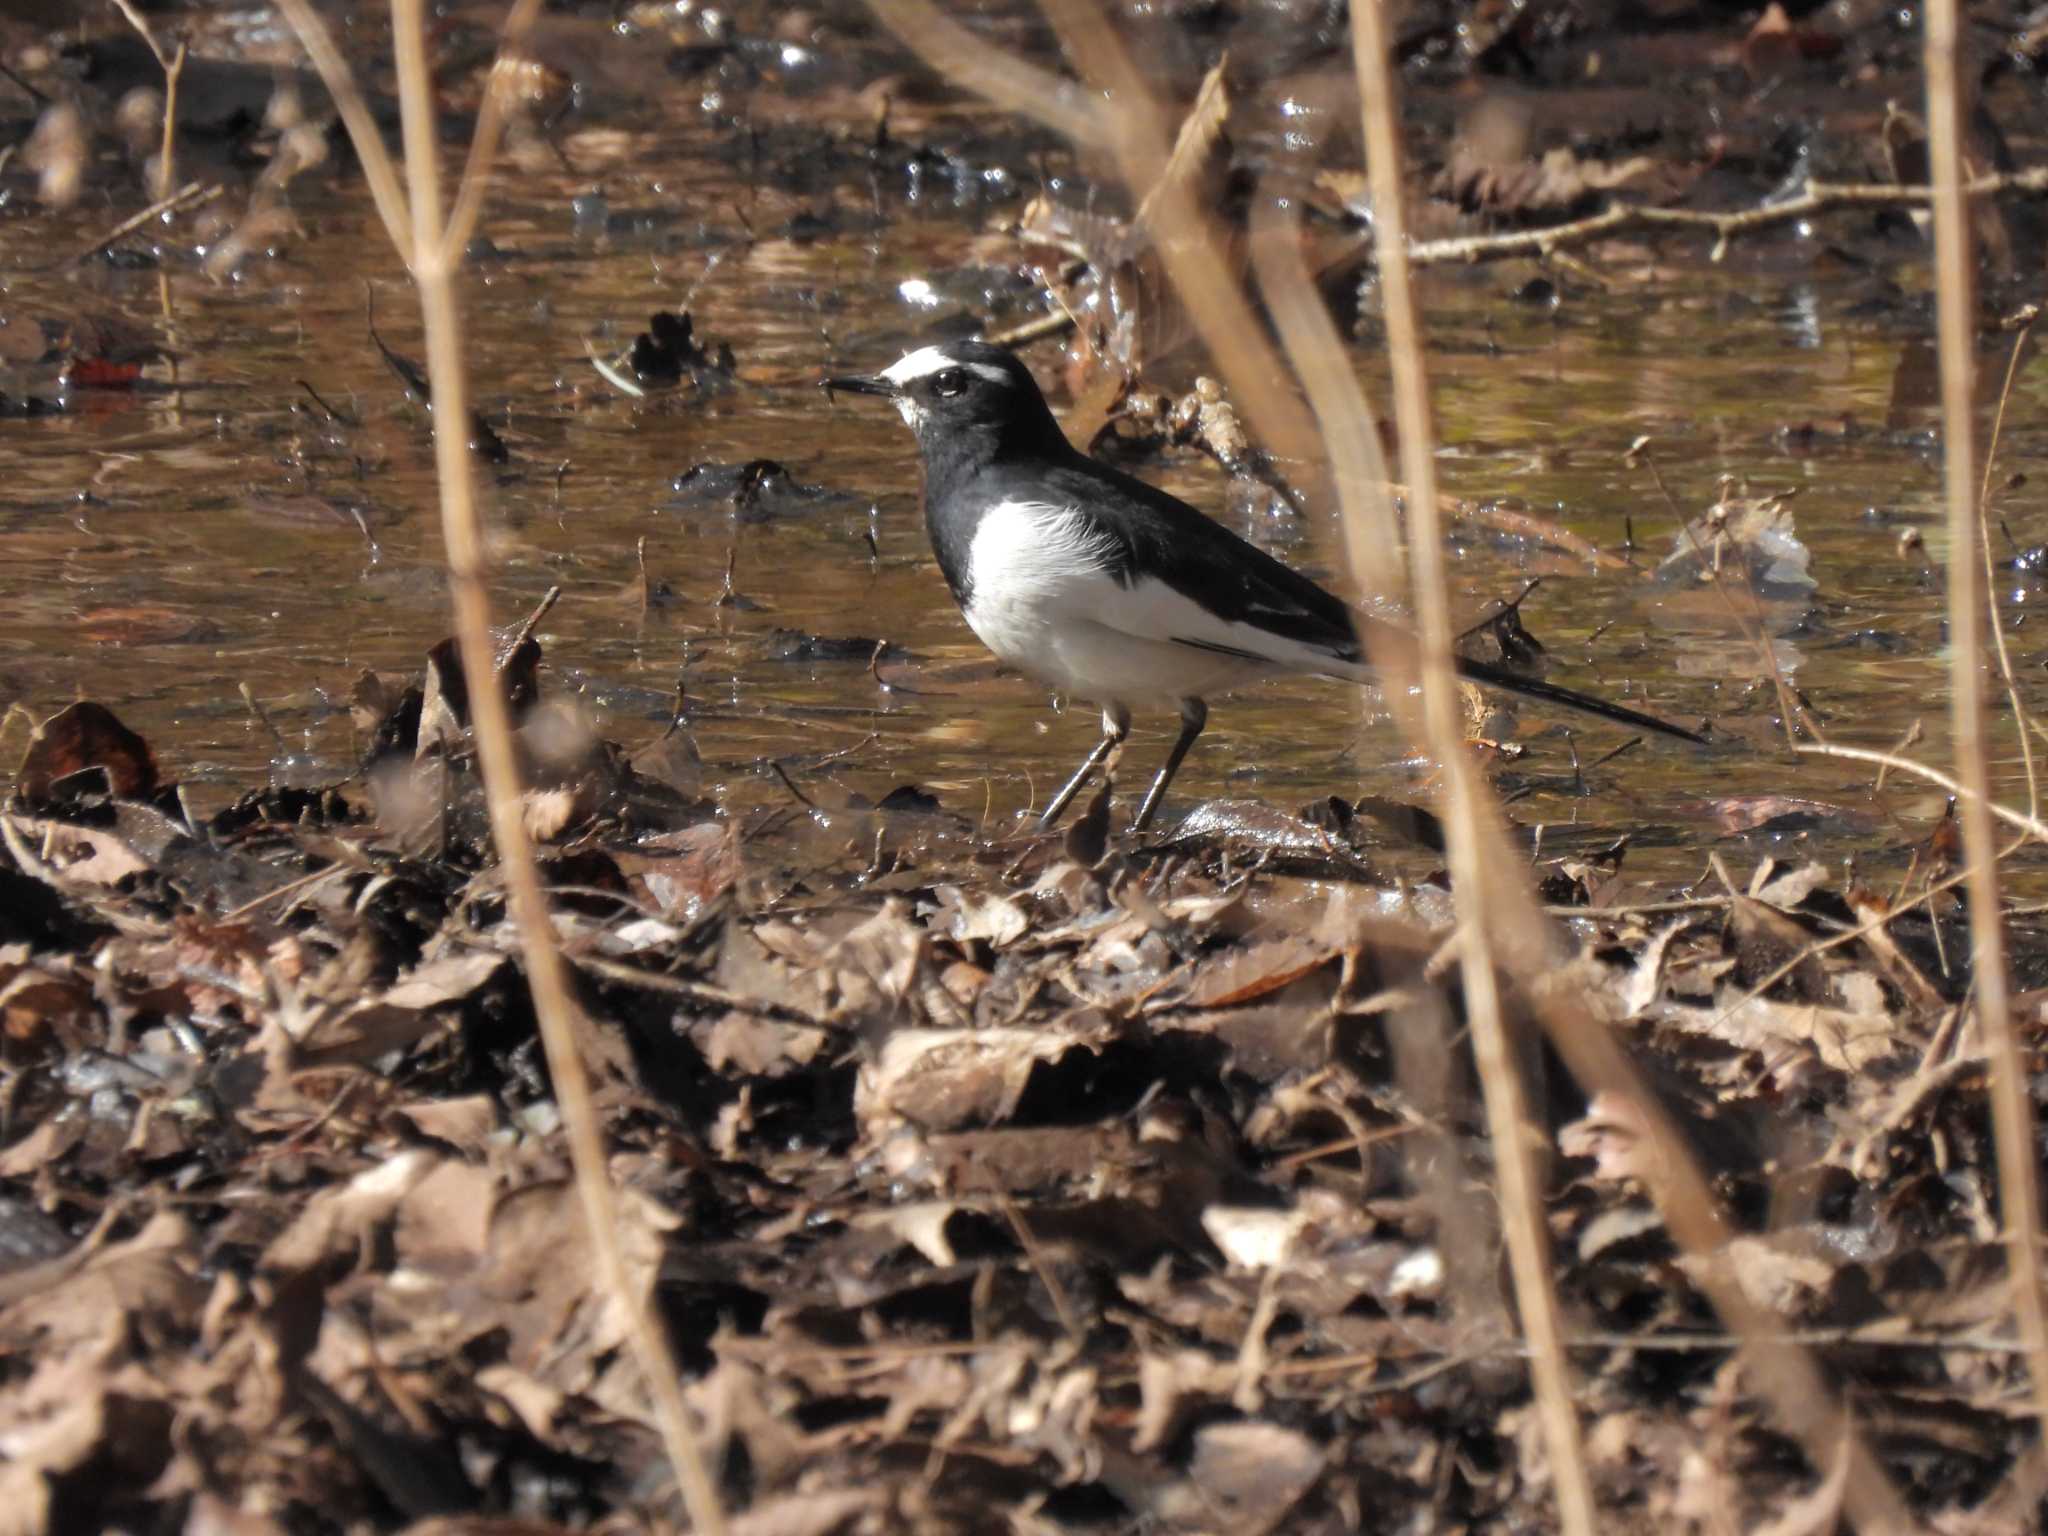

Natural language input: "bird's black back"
[923,417,1366,663]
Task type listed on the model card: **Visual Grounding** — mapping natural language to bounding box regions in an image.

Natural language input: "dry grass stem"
[1976,312,2040,819]
[998,1196,1081,1342]
[860,0,1111,147]
[1029,0,1331,471]
[1798,744,2048,844]
[1707,840,2010,1033]
[271,0,414,253]
[109,0,185,198]
[1131,54,1230,233]
[274,2,725,1529]
[1916,8,2048,1451]
[1246,191,1400,596]
[887,2,1915,1522]
[442,0,545,261]
[57,179,220,270]
[1347,8,1594,1531]
[1484,921,1915,1528]
[1252,140,1525,1511]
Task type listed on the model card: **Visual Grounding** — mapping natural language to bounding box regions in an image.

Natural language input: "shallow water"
[4,31,2045,889]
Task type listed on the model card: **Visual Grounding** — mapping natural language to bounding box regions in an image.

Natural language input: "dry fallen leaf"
[858,1021,1116,1132]
[1187,1420,1325,1536]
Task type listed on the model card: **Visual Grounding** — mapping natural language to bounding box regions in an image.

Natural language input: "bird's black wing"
[1028,456,1370,658]
[1037,453,1706,745]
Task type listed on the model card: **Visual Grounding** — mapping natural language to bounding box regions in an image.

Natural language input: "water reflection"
[0,100,2032,885]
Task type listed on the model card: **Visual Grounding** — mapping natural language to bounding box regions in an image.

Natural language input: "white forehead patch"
[880,346,954,386]
[880,346,1013,389]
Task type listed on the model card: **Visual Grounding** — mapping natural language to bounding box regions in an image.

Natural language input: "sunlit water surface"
[5,89,2045,890]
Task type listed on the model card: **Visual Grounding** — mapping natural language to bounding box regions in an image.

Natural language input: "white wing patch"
[1123,574,1358,675]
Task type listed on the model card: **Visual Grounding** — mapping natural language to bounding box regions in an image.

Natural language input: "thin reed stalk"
[109,0,185,198]
[442,0,545,260]
[272,3,725,1529]
[1245,192,1400,593]
[1346,9,1593,1532]
[1250,190,1505,1338]
[1976,314,2040,821]
[980,0,1327,464]
[1922,0,2048,1454]
[848,3,1916,1524]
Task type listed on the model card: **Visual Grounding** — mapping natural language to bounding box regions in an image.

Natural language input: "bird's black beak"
[820,373,898,402]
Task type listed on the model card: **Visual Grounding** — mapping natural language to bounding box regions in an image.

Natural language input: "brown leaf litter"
[0,642,2041,1533]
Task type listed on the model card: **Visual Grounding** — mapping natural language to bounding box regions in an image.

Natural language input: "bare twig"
[1131,53,1228,234]
[983,309,1082,349]
[860,0,1110,147]
[1706,839,2007,1035]
[571,954,830,1029]
[1013,0,1327,466]
[53,180,221,270]
[0,58,46,107]
[157,40,187,195]
[1246,193,1398,590]
[1403,169,2048,269]
[1000,168,2048,344]
[998,1196,1080,1342]
[272,0,414,254]
[1798,742,2048,842]
[1251,178,1507,1373]
[505,583,561,656]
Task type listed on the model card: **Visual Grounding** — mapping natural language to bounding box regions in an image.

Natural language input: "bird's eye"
[930,368,967,397]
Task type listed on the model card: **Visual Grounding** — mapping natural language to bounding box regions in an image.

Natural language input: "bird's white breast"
[957,500,1305,708]
[960,501,1123,662]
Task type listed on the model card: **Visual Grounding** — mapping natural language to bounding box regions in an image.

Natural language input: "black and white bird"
[825,339,1704,832]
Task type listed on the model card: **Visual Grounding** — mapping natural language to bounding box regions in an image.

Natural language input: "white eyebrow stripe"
[880,346,958,386]
[878,347,1014,389]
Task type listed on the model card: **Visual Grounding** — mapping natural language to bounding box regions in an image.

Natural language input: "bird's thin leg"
[1132,697,1207,833]
[1038,705,1129,830]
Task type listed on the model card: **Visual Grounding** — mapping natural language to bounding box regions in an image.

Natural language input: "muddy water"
[3,110,2042,885]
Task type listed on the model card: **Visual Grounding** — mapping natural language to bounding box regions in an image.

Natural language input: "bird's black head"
[823,340,1068,468]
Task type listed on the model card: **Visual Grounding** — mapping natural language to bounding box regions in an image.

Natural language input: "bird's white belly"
[958,500,1286,708]
[964,595,1268,707]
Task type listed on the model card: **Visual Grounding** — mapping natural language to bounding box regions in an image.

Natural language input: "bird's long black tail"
[1454,655,1707,745]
